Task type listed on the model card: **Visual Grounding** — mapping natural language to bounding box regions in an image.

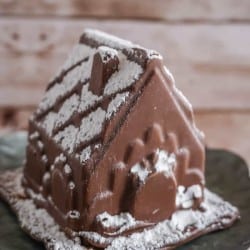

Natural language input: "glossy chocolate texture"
[22,29,205,242]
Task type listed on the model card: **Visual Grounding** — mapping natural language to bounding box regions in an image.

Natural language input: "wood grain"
[195,112,250,169]
[0,0,250,21]
[1,19,250,110]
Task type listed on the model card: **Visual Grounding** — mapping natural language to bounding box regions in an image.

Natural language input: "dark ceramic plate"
[0,132,249,250]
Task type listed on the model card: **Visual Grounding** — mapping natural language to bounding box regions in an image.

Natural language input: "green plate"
[0,132,249,250]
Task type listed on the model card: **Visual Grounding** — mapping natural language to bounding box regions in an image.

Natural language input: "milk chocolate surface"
[23,29,208,247]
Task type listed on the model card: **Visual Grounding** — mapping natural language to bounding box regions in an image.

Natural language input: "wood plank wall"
[0,1,249,166]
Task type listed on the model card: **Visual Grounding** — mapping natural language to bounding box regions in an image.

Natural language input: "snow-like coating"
[64,164,72,175]
[97,46,118,63]
[104,54,143,95]
[176,185,203,209]
[40,112,57,136]
[96,212,137,229]
[84,29,161,60]
[79,146,92,163]
[61,44,95,72]
[54,125,79,154]
[106,92,129,119]
[154,150,176,176]
[76,108,106,145]
[0,168,239,250]
[54,94,79,128]
[131,163,151,183]
[78,83,101,113]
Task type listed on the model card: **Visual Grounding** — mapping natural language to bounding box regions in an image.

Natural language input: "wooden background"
[0,0,250,166]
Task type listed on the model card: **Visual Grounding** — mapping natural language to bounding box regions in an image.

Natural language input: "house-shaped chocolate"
[23,29,205,242]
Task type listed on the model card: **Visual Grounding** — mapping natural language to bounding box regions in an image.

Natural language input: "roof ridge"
[80,29,162,67]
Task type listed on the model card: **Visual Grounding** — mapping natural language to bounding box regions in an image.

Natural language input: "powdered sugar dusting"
[0,170,86,250]
[154,150,176,177]
[94,190,113,202]
[106,92,129,119]
[78,83,101,113]
[84,29,135,50]
[37,140,44,151]
[68,210,80,220]
[104,54,143,95]
[0,170,239,250]
[95,212,148,235]
[84,29,161,62]
[176,185,203,209]
[131,163,151,183]
[76,107,106,145]
[97,46,118,63]
[55,153,67,164]
[38,58,93,113]
[54,94,80,128]
[54,125,79,154]
[80,146,92,163]
[40,112,57,136]
[84,29,161,60]
[62,44,95,71]
[105,189,238,249]
[41,155,48,164]
[64,164,72,175]
[29,131,39,140]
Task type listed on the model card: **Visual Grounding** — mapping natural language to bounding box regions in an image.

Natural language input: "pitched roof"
[34,29,162,164]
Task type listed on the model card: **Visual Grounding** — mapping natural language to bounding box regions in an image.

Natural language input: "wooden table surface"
[0,0,249,167]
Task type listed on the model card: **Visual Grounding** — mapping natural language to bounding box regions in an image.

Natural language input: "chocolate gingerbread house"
[23,29,205,243]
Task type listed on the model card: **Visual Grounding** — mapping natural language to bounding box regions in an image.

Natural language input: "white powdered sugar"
[154,150,176,177]
[84,29,135,51]
[148,51,163,60]
[173,84,193,111]
[97,46,118,63]
[79,146,92,163]
[76,108,106,145]
[106,92,129,119]
[37,140,44,151]
[38,58,93,113]
[64,164,72,175]
[176,185,203,209]
[68,181,75,190]
[40,112,57,136]
[76,54,94,84]
[0,170,239,250]
[130,163,151,183]
[43,172,50,182]
[54,94,80,128]
[54,125,79,154]
[78,83,101,113]
[0,170,85,250]
[163,66,175,85]
[41,155,48,164]
[84,29,161,62]
[130,150,176,183]
[104,54,143,95]
[170,209,198,231]
[55,153,67,164]
[104,189,238,249]
[94,144,101,150]
[94,191,113,202]
[61,44,95,72]
[29,131,39,140]
[26,187,46,203]
[96,212,141,232]
[68,210,80,219]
